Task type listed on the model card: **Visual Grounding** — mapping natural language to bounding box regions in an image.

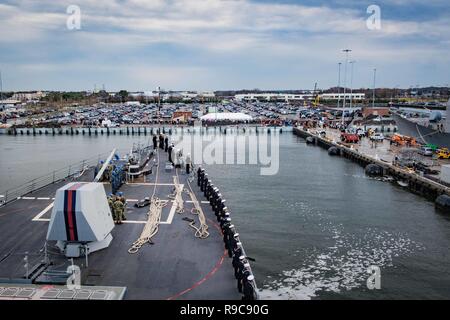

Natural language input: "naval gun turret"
[46,182,115,258]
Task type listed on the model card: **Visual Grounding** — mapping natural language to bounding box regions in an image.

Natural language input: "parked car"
[341,133,359,143]
[418,146,434,156]
[437,148,450,159]
[370,133,384,141]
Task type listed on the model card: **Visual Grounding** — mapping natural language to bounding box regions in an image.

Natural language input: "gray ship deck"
[0,149,241,300]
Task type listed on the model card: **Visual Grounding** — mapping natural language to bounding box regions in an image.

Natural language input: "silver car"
[419,147,433,156]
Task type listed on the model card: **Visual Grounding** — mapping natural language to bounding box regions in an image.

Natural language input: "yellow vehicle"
[436,148,450,159]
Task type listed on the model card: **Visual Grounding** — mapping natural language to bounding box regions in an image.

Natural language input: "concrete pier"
[294,127,450,200]
[5,125,292,136]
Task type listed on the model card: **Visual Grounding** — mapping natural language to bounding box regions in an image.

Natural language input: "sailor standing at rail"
[213,193,222,216]
[197,167,203,187]
[230,232,240,255]
[242,274,257,300]
[217,200,226,221]
[175,149,183,168]
[168,143,174,164]
[210,188,219,206]
[159,134,164,150]
[170,146,177,166]
[220,216,231,232]
[232,243,244,278]
[237,259,250,292]
[152,134,157,149]
[222,220,233,240]
[205,180,212,199]
[201,174,208,192]
[164,136,169,152]
[218,208,229,227]
[224,226,237,258]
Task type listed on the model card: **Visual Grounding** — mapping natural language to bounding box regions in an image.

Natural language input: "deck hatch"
[41,289,60,299]
[58,289,76,299]
[90,290,108,300]
[74,289,92,300]
[0,287,19,297]
[16,288,36,298]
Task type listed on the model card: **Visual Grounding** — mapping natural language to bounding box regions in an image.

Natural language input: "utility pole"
[342,49,352,125]
[337,62,342,109]
[372,68,377,108]
[0,69,4,106]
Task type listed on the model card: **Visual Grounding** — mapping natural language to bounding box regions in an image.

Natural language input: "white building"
[200,112,253,122]
[234,93,312,102]
[320,93,365,100]
[235,92,365,102]
[11,91,46,101]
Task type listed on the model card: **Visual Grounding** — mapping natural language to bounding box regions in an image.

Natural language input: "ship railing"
[0,150,127,206]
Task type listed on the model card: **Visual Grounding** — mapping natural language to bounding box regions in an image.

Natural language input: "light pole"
[349,61,356,109]
[0,70,3,102]
[337,62,342,109]
[342,49,352,125]
[372,68,377,108]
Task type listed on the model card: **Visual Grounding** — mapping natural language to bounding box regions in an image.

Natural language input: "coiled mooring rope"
[128,197,167,254]
[128,149,167,254]
[184,175,209,239]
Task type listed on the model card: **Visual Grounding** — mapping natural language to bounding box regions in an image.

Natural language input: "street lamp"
[337,62,342,109]
[342,49,352,125]
[372,68,377,108]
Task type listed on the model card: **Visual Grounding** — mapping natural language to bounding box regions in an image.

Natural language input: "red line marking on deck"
[166,219,227,300]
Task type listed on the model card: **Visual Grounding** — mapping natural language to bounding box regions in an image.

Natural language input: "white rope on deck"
[128,197,167,254]
[168,175,184,214]
[128,149,167,254]
[184,177,210,239]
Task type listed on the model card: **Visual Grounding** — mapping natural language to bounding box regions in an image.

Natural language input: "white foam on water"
[259,225,425,300]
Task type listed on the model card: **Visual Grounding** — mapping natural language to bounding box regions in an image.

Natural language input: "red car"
[341,133,359,143]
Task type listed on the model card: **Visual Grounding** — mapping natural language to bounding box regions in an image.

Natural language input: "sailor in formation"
[159,134,164,150]
[152,134,157,149]
[197,166,257,300]
[168,143,174,164]
[185,153,192,174]
[164,136,169,152]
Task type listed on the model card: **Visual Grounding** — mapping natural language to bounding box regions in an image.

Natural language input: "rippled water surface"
[1,132,449,299]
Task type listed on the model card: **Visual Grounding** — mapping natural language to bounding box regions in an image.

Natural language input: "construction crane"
[311,82,320,107]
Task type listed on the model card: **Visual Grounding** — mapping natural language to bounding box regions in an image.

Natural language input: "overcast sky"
[1,0,449,91]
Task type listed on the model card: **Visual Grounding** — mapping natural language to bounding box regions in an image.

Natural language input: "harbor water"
[1,132,449,299]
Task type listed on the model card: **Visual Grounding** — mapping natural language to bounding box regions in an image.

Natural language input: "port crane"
[311,82,320,107]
